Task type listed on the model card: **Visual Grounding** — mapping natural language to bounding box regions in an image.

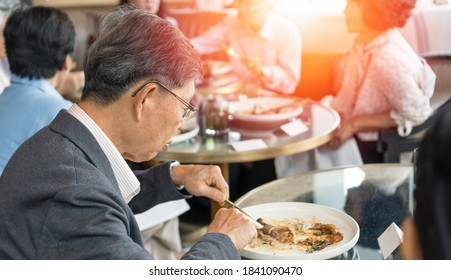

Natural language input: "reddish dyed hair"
[354,0,416,31]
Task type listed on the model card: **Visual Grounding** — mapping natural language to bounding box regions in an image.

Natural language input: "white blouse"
[330,29,435,140]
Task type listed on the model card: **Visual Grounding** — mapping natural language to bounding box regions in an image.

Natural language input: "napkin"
[377,222,404,259]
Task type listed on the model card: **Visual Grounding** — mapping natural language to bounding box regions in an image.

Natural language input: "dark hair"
[4,6,75,79]
[414,109,451,259]
[82,4,202,105]
[353,0,415,31]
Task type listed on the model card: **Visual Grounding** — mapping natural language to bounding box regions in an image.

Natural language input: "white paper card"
[280,120,309,136]
[231,139,267,151]
[377,222,404,259]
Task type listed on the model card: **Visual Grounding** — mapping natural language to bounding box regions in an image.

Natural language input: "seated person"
[0,4,256,260]
[0,6,74,174]
[401,109,451,259]
[119,0,178,26]
[0,0,22,93]
[190,0,301,95]
[328,0,434,162]
[0,0,84,99]
[275,0,435,177]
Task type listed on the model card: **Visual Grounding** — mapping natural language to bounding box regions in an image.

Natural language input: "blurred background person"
[0,0,29,93]
[275,0,435,177]
[401,109,451,260]
[190,0,301,95]
[0,5,75,174]
[0,0,84,99]
[120,0,178,26]
[328,0,435,162]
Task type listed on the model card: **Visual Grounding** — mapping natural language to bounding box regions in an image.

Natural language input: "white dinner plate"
[240,202,360,260]
[171,125,199,145]
[229,97,303,129]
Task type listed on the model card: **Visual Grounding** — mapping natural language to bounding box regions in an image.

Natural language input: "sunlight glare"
[271,0,347,15]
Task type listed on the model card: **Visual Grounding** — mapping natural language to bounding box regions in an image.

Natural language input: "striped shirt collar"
[68,104,140,203]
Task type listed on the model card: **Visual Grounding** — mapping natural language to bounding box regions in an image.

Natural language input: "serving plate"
[229,97,303,129]
[240,202,360,260]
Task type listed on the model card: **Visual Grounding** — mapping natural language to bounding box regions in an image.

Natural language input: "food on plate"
[251,218,344,253]
[258,218,294,243]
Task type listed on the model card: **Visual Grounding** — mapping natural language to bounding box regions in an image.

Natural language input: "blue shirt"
[0,75,72,174]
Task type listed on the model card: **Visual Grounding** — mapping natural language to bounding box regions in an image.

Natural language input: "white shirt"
[68,104,140,203]
[191,11,301,94]
[67,104,189,230]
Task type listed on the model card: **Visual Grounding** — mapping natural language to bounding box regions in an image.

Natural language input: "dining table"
[235,163,414,260]
[154,95,340,216]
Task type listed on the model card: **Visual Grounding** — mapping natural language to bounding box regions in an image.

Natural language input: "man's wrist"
[169,160,184,190]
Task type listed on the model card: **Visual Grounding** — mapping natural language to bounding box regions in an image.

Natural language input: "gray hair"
[82,4,202,105]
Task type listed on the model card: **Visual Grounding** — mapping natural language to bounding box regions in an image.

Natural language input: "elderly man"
[0,5,256,259]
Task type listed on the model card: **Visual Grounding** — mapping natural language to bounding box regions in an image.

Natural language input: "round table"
[235,163,414,260]
[154,100,340,216]
[155,100,339,164]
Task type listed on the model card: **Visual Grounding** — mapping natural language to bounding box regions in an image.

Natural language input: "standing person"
[401,109,451,259]
[0,6,74,174]
[0,4,256,260]
[275,0,435,177]
[190,0,301,95]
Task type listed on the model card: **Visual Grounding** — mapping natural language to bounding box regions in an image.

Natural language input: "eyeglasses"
[131,80,198,120]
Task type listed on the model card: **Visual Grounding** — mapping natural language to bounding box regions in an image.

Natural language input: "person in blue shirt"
[0,6,75,174]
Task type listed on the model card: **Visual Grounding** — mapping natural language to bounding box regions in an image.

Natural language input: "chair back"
[377,54,451,163]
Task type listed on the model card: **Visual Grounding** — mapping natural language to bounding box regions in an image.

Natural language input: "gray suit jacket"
[0,110,240,260]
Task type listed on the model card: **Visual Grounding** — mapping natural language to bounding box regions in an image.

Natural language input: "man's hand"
[170,164,229,204]
[207,208,258,251]
[242,56,263,77]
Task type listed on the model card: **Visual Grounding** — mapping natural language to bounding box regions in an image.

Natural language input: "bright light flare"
[271,0,347,15]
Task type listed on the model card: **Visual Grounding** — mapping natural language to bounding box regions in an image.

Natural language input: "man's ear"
[130,83,158,122]
[61,55,75,71]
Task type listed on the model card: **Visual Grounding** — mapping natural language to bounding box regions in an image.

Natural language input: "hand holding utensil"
[226,47,263,77]
[224,199,264,229]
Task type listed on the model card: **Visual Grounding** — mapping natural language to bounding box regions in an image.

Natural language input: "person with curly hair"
[401,108,451,259]
[275,0,435,177]
[328,0,435,162]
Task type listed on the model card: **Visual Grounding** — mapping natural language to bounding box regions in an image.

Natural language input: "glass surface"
[235,163,414,260]
[154,101,339,163]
